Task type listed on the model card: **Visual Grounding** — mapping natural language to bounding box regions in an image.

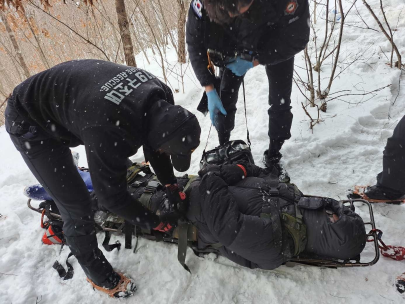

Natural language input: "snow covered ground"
[1,0,405,303]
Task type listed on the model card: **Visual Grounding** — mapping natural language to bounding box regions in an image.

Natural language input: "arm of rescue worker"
[199,163,262,185]
[199,173,285,270]
[143,145,177,185]
[82,127,160,230]
[186,2,216,87]
[256,0,310,65]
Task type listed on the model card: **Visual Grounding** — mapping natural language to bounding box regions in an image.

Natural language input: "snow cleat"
[263,150,290,183]
[87,272,136,298]
[348,185,405,204]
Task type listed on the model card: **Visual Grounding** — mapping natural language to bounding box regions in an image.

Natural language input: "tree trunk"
[157,0,178,54]
[115,0,137,67]
[177,0,187,63]
[0,11,31,79]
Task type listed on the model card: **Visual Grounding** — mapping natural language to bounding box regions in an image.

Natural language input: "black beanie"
[147,100,201,171]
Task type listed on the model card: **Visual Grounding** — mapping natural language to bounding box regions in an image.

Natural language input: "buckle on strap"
[269,187,279,196]
[144,180,161,194]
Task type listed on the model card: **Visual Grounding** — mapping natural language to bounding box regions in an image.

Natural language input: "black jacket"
[11,59,178,228]
[186,0,310,86]
[184,166,366,269]
[187,167,295,270]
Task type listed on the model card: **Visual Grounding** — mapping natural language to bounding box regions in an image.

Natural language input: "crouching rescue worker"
[4,59,201,298]
[186,0,310,181]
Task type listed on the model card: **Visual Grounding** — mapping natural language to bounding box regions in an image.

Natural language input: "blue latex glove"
[207,90,227,126]
[226,56,254,76]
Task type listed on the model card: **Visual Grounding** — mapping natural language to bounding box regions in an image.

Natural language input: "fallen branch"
[327,84,391,103]
[0,272,18,276]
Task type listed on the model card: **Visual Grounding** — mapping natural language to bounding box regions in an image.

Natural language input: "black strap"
[260,178,282,252]
[53,252,74,280]
[183,175,198,193]
[102,231,121,252]
[124,221,134,249]
[139,180,161,210]
[242,80,251,146]
[203,124,213,154]
[177,221,191,273]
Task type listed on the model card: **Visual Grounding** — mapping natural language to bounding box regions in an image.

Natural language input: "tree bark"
[177,0,187,63]
[115,0,137,67]
[0,11,31,79]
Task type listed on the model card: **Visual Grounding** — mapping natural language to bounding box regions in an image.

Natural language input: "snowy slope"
[1,0,405,303]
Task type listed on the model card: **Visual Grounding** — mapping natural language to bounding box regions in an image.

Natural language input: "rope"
[203,124,212,153]
[242,80,251,146]
[203,50,216,153]
[368,229,405,261]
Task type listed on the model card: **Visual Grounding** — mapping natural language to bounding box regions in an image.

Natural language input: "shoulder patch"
[192,0,203,18]
[285,0,299,15]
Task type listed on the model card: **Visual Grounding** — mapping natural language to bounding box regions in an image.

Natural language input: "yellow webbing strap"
[207,51,215,74]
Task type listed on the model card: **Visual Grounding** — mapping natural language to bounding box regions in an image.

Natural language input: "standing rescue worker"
[4,60,201,298]
[361,115,405,294]
[186,0,310,180]
[365,115,405,200]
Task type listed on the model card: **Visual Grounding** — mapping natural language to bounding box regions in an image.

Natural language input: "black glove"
[199,164,247,185]
[165,184,188,215]
[155,210,181,232]
[154,195,181,234]
[198,164,221,177]
[219,164,247,185]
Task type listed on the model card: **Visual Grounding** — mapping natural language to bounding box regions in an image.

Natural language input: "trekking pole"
[242,80,251,146]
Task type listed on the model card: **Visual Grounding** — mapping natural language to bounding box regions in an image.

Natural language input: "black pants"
[5,98,113,286]
[216,57,294,155]
[377,115,405,193]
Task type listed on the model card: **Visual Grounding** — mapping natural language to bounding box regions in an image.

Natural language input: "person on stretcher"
[137,161,367,270]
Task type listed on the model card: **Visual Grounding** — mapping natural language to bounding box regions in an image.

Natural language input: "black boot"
[364,185,404,200]
[263,150,290,183]
[396,272,405,294]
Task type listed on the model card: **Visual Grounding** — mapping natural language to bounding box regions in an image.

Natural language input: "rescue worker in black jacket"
[4,59,201,298]
[364,115,405,200]
[186,0,310,179]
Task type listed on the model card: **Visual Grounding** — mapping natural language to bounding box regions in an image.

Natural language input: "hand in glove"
[165,184,187,215]
[199,164,247,185]
[207,90,227,127]
[219,164,247,185]
[226,56,253,76]
[153,207,182,233]
[198,164,221,178]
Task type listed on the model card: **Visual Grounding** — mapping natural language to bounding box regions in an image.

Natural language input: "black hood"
[147,100,201,171]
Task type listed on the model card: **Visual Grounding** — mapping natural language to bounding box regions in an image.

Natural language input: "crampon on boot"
[364,185,404,200]
[396,273,405,294]
[263,150,290,183]
[348,185,405,204]
[87,272,136,298]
